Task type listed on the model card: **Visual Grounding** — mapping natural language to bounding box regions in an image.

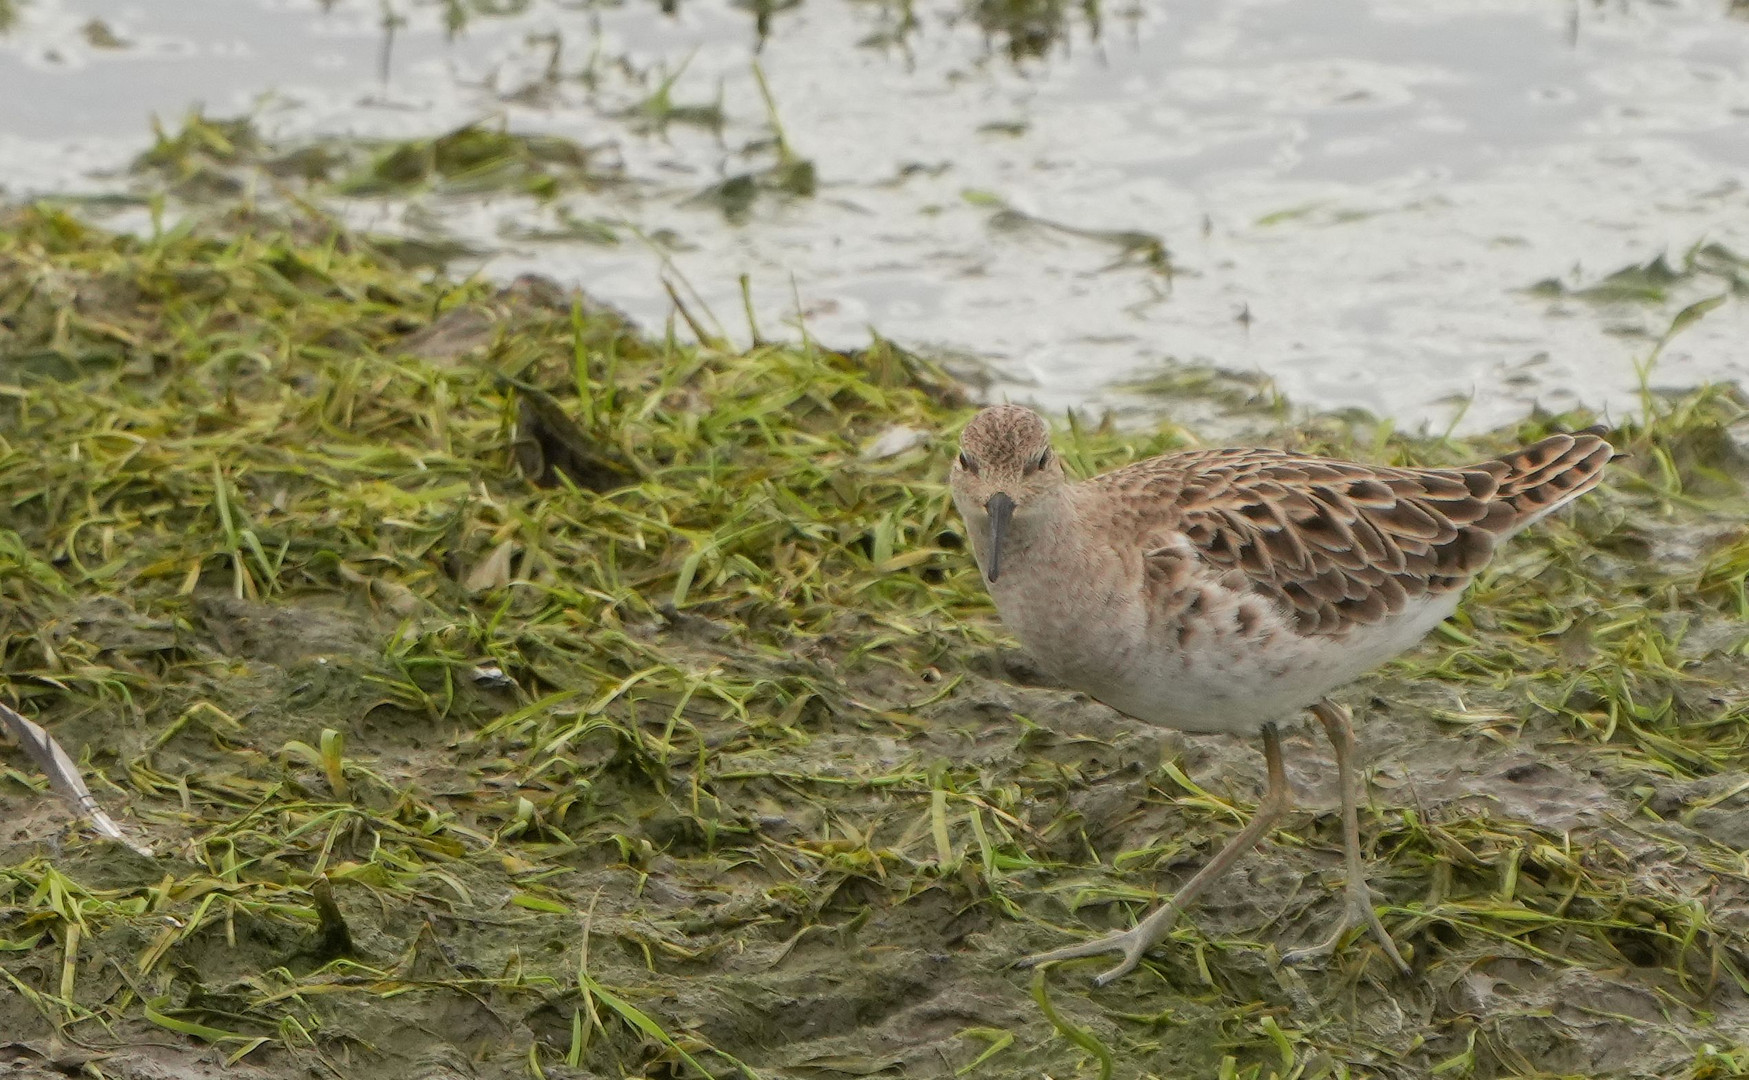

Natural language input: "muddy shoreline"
[3,199,1749,1078]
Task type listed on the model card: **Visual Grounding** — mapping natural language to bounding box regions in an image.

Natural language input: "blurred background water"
[2,0,1745,431]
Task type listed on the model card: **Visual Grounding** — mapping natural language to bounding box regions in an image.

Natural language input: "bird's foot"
[1280,878,1409,974]
[1015,920,1172,987]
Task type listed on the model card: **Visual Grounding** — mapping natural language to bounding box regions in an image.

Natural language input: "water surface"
[2,0,1745,430]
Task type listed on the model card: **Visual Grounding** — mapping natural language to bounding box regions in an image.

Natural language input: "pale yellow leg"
[1019,723,1292,987]
[1280,699,1410,974]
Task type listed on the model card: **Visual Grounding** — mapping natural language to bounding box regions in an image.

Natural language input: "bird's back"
[1010,428,1615,733]
[1081,427,1614,639]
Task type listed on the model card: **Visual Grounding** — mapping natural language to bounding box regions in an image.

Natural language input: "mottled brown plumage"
[1087,430,1613,638]
[947,403,1614,985]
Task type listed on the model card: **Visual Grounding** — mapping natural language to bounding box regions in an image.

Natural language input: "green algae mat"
[3,203,1748,1079]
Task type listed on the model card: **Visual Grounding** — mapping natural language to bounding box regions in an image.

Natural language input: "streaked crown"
[956,404,1053,477]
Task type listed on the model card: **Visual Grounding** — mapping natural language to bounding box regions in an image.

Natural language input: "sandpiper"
[949,404,1613,985]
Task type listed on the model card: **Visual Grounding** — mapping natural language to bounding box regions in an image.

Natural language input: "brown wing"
[1116,430,1613,637]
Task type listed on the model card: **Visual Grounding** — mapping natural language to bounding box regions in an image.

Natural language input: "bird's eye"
[957,451,979,475]
[1024,449,1052,475]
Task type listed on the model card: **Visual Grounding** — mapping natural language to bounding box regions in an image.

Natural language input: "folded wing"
[1150,429,1613,636]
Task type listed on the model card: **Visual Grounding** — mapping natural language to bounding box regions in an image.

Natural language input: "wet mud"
[4,205,1749,1077]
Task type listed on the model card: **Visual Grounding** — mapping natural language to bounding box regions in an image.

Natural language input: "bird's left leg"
[1019,722,1293,986]
[1281,699,1409,973]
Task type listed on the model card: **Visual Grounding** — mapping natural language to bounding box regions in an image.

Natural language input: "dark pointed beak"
[984,491,1015,583]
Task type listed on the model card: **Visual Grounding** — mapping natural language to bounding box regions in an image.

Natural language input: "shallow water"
[2,0,1746,431]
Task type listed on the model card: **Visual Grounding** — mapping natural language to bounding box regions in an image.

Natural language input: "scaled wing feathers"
[1116,429,1612,636]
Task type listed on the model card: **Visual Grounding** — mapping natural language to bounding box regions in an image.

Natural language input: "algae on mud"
[1,202,1748,1079]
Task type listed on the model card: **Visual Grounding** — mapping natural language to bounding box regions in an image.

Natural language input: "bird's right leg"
[1018,722,1293,987]
[1281,699,1409,973]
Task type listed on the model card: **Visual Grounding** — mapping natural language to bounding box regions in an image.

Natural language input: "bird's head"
[949,404,1067,583]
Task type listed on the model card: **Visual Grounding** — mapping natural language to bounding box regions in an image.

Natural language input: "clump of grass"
[337,121,608,200]
[3,197,1749,1080]
[1526,239,1749,305]
[133,112,617,204]
[969,0,1099,60]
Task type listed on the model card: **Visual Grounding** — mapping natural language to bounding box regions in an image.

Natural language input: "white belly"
[997,576,1462,736]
